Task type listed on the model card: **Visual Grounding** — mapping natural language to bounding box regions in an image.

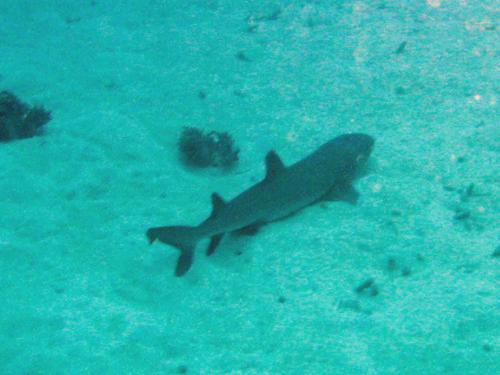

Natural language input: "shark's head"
[323,133,375,179]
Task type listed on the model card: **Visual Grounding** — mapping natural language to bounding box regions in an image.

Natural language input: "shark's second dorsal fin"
[209,193,226,219]
[264,151,286,182]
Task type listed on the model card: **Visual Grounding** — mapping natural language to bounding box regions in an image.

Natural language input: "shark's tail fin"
[146,225,199,277]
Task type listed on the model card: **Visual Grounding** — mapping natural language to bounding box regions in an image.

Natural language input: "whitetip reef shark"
[147,133,374,276]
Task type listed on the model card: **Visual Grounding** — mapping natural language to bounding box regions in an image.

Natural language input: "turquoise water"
[0,1,498,374]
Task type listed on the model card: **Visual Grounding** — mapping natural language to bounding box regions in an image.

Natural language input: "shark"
[147,133,374,276]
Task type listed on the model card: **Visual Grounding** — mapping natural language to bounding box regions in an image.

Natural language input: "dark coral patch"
[0,91,51,142]
[178,126,239,169]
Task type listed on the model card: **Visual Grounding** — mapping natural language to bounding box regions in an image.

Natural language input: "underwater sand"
[0,1,498,374]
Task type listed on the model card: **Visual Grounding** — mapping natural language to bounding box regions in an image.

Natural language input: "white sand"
[0,1,498,374]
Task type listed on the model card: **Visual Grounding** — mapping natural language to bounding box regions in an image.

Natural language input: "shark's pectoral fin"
[176,250,194,277]
[206,234,224,256]
[234,222,263,236]
[264,151,286,182]
[322,183,360,205]
[342,187,359,205]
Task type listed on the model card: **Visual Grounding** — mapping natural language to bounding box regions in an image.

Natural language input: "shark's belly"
[262,194,317,222]
[267,183,329,220]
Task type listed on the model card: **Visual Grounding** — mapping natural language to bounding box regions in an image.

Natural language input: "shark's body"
[147,133,374,276]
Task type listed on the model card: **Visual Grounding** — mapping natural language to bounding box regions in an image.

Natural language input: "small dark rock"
[305,18,315,28]
[338,299,361,312]
[492,245,500,258]
[0,91,51,142]
[355,278,375,294]
[65,16,82,24]
[246,24,259,33]
[395,41,407,54]
[198,91,206,99]
[459,183,475,202]
[278,296,286,304]
[453,209,471,221]
[387,257,397,271]
[247,9,281,23]
[401,267,412,277]
[395,87,406,95]
[482,343,492,352]
[458,263,477,274]
[262,9,281,21]
[177,365,188,374]
[236,51,251,62]
[354,278,379,297]
[104,81,118,90]
[233,89,246,97]
[369,285,379,296]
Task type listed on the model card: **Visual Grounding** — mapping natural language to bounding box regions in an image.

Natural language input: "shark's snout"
[351,133,375,154]
[336,133,374,160]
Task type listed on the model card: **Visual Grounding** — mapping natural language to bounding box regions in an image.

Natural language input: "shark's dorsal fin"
[209,193,226,219]
[264,151,286,182]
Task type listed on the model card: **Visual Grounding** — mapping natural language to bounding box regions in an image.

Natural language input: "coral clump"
[178,126,239,169]
[0,91,51,142]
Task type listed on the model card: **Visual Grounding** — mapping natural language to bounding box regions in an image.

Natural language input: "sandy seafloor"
[0,0,498,374]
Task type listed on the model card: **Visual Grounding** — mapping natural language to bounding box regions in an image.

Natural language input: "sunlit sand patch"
[371,183,382,193]
[352,2,367,13]
[427,0,442,8]
[465,18,494,32]
[467,94,484,104]
[353,46,368,65]
[472,47,481,56]
[286,131,298,142]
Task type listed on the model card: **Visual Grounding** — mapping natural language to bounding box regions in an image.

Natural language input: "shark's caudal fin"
[146,225,199,277]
